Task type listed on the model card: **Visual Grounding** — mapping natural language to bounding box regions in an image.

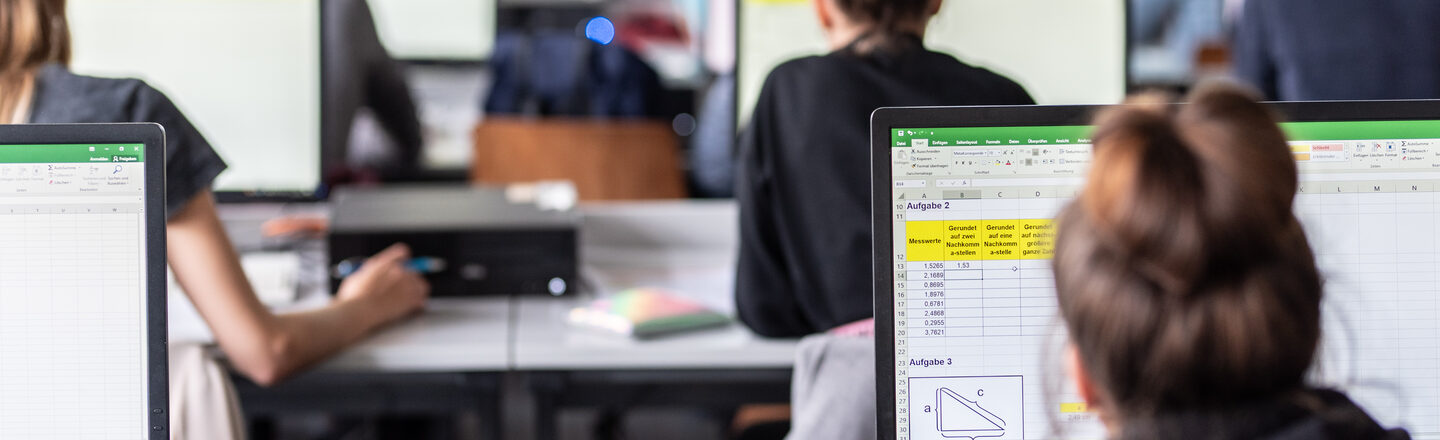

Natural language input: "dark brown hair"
[0,0,70,122]
[831,0,932,39]
[1053,84,1323,427]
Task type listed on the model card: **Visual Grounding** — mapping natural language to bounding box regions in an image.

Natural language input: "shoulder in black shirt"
[736,45,1034,338]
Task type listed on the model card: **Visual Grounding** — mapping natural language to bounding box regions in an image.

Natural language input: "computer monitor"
[1128,0,1226,86]
[369,0,497,62]
[873,101,1440,439]
[0,124,168,439]
[67,0,322,197]
[737,0,1127,125]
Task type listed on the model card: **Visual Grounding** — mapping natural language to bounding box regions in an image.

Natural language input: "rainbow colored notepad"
[568,288,731,338]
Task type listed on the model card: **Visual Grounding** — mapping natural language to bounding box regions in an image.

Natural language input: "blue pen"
[333,257,446,278]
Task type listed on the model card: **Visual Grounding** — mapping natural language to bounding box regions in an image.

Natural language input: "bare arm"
[167,191,429,386]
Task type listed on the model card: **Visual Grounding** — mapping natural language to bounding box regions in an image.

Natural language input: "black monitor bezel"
[871,99,1440,439]
[0,123,169,439]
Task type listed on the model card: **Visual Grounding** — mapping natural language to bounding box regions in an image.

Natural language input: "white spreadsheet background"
[1299,181,1440,436]
[0,153,149,440]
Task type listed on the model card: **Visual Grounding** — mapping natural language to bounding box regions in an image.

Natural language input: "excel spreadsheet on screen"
[0,143,150,438]
[885,121,1440,439]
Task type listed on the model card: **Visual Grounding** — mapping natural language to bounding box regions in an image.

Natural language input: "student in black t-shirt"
[735,0,1035,338]
[0,0,430,386]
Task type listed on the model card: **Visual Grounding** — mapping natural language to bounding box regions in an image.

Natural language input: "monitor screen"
[67,0,322,195]
[1128,0,1226,85]
[738,0,1127,125]
[369,0,496,61]
[884,119,1440,439]
[0,143,151,437]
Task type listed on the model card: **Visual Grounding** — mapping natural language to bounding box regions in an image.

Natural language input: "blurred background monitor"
[737,0,1128,125]
[68,0,322,197]
[473,0,732,197]
[370,0,498,62]
[1128,0,1229,90]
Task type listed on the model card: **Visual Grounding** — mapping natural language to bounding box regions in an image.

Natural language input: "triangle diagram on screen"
[938,387,1005,439]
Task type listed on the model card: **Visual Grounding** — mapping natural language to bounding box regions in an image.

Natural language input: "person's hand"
[335,243,431,325]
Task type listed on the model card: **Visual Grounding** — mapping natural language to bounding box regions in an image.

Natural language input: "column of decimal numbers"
[903,201,950,343]
[906,261,947,338]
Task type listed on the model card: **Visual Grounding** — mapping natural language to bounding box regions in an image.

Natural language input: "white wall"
[738,0,1127,124]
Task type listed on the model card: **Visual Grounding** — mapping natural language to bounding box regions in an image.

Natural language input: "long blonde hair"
[0,0,70,122]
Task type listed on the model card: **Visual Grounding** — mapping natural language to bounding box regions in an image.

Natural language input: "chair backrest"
[471,117,687,201]
[787,333,876,440]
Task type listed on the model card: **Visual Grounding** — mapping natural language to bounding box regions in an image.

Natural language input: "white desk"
[182,199,797,373]
[513,296,797,370]
[515,201,796,440]
[170,294,511,373]
[196,198,798,440]
[229,298,507,439]
[185,199,797,373]
[318,297,510,372]
[513,200,798,370]
[177,203,512,373]
[172,202,513,374]
[168,223,509,439]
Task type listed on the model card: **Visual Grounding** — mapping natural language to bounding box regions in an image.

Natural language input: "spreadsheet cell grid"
[0,152,149,440]
[892,131,1440,439]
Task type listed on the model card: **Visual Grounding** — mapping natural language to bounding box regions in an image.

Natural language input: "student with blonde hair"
[0,0,430,388]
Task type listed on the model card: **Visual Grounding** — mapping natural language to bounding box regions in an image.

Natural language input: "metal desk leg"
[529,372,564,440]
[479,381,502,440]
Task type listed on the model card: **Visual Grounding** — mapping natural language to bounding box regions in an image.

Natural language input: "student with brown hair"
[735,0,1033,338]
[1053,84,1409,439]
[0,0,430,387]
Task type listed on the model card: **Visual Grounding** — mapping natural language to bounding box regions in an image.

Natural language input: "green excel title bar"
[1281,120,1440,141]
[893,120,1440,146]
[892,126,1092,147]
[0,144,145,163]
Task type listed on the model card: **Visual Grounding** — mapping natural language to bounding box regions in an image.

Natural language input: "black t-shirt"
[27,64,228,219]
[736,41,1035,338]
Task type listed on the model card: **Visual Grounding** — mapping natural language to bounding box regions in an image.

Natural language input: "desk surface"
[181,199,797,374]
[514,200,798,370]
[171,296,512,373]
[511,296,797,370]
[319,297,511,372]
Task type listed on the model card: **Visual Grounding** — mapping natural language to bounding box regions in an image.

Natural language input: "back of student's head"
[0,0,69,120]
[829,0,938,36]
[1052,84,1323,428]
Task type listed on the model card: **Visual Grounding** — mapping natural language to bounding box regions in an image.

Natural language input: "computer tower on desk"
[328,185,579,297]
